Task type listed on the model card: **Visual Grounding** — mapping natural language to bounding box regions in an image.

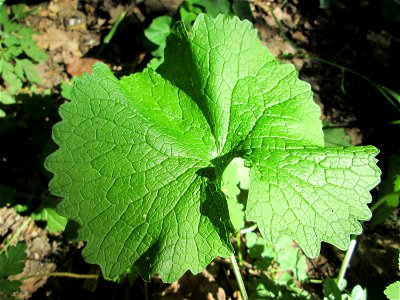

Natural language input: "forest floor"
[0,0,399,299]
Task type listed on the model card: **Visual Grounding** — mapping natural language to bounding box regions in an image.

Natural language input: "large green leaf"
[247,147,379,256]
[46,64,233,282]
[45,14,380,282]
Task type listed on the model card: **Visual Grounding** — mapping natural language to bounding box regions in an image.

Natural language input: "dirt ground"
[0,0,399,299]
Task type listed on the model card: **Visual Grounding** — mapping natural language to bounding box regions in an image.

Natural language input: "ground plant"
[384,252,400,300]
[44,14,381,298]
[0,4,47,117]
[0,243,26,300]
[143,0,252,69]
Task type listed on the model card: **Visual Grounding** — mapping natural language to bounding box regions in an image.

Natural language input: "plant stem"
[337,237,357,290]
[97,9,127,57]
[369,193,399,213]
[144,280,148,300]
[236,230,243,267]
[0,218,31,255]
[230,254,248,300]
[309,278,323,284]
[20,272,100,280]
[240,224,258,234]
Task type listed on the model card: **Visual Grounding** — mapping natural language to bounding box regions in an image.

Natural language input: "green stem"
[309,278,323,284]
[240,224,258,234]
[0,218,30,255]
[20,272,100,280]
[370,193,399,213]
[236,230,243,267]
[144,280,148,300]
[336,237,357,290]
[230,254,248,300]
[97,10,127,57]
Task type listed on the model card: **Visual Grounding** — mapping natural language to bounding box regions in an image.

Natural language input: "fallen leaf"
[292,31,308,44]
[66,57,103,77]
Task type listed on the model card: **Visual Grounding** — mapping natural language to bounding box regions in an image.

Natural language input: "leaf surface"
[0,243,26,277]
[46,64,233,281]
[45,14,380,282]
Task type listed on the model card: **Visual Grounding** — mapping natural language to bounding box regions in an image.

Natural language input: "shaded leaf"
[0,243,26,277]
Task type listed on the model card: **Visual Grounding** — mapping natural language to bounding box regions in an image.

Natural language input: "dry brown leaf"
[48,0,78,16]
[66,57,103,77]
[34,28,82,64]
[292,31,308,44]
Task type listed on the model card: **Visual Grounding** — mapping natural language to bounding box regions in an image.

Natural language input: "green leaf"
[147,57,163,69]
[144,16,173,47]
[45,14,380,282]
[2,60,22,94]
[31,206,68,233]
[323,277,342,300]
[384,252,400,300]
[350,285,367,300]
[246,232,275,261]
[1,46,22,61]
[232,0,253,21]
[380,86,400,105]
[221,158,249,230]
[23,44,47,63]
[14,59,25,80]
[1,61,22,94]
[144,16,173,61]
[395,175,400,192]
[60,77,80,101]
[248,147,379,257]
[0,5,9,25]
[3,35,22,48]
[274,239,307,281]
[11,4,30,20]
[0,279,21,300]
[384,282,400,300]
[226,196,245,230]
[46,64,233,282]
[0,91,15,105]
[371,154,400,227]
[0,243,26,277]
[179,5,201,29]
[18,59,42,83]
[323,122,352,147]
[190,0,231,17]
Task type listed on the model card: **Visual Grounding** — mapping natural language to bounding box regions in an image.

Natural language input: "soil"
[0,0,399,299]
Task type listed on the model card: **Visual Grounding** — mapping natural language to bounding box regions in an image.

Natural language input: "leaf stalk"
[230,254,249,300]
[336,237,357,289]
